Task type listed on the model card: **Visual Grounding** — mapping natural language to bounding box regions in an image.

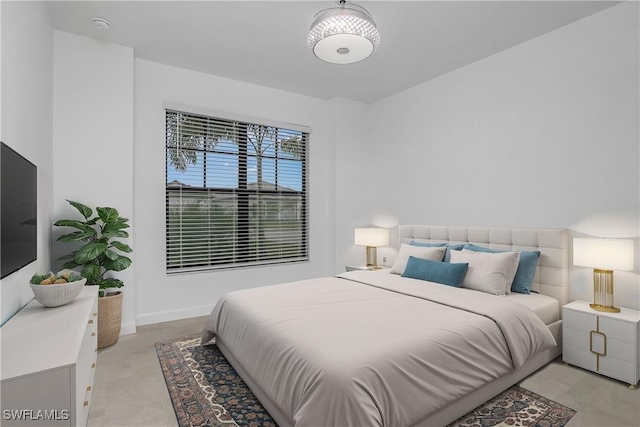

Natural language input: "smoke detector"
[93,17,111,31]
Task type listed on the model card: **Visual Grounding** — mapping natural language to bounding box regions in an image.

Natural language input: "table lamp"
[354,228,389,269]
[573,237,634,313]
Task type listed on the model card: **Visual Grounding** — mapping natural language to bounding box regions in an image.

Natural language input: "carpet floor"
[156,334,576,427]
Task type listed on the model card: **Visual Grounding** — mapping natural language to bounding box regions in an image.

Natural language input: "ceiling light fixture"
[93,17,111,31]
[307,0,380,65]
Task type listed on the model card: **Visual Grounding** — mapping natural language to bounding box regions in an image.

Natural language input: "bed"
[202,225,568,426]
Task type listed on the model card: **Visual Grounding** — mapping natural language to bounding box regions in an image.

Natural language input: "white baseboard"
[135,304,214,326]
[120,321,136,336]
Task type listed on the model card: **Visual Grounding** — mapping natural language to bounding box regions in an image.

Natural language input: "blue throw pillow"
[462,243,540,294]
[402,256,468,288]
[410,241,463,262]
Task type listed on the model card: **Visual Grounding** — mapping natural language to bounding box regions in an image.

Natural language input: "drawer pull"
[83,401,89,407]
[590,330,607,356]
[91,363,96,369]
[93,312,97,317]
[88,319,94,324]
[590,329,607,371]
[87,386,91,392]
[91,332,96,337]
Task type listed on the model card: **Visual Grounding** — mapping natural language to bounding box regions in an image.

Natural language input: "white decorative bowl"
[30,278,87,307]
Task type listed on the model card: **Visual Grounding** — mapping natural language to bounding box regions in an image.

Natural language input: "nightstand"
[563,300,640,389]
[345,265,378,272]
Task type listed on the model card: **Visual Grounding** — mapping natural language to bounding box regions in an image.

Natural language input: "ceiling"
[47,1,619,104]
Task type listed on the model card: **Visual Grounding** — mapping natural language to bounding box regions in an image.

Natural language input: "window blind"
[166,109,309,273]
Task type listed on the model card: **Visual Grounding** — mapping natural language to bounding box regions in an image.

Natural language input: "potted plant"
[55,200,132,348]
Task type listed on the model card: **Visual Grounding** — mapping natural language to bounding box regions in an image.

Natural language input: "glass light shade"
[308,3,380,64]
[354,228,389,247]
[573,238,634,271]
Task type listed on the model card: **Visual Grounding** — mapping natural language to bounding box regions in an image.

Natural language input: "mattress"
[505,292,560,325]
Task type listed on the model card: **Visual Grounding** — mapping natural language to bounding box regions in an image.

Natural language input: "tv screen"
[1,142,37,278]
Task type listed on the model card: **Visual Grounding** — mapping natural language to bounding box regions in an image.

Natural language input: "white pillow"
[448,249,520,295]
[390,244,446,275]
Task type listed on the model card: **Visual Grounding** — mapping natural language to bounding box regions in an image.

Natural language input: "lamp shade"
[354,228,389,247]
[573,238,634,271]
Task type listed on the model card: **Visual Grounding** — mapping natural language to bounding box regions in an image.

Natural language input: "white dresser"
[1,286,99,426]
[563,300,640,389]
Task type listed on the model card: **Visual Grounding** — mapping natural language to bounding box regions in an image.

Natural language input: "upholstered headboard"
[397,225,569,305]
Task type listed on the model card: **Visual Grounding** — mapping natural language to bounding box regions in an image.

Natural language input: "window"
[165,109,309,272]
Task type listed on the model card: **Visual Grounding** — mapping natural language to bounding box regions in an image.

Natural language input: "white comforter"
[202,271,556,427]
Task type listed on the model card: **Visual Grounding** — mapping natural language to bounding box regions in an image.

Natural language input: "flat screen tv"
[1,142,37,279]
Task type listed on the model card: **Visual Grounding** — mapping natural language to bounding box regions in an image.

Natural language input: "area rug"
[156,334,576,427]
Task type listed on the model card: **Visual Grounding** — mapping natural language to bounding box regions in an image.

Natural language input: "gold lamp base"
[589,303,621,313]
[365,246,380,269]
[590,269,620,313]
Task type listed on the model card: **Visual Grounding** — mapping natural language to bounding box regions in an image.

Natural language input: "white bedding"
[505,292,560,325]
[202,271,556,427]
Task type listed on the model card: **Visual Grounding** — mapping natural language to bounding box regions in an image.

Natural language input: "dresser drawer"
[563,327,589,350]
[78,384,92,427]
[607,338,636,363]
[564,327,635,362]
[77,321,96,384]
[563,343,597,371]
[600,355,636,384]
[600,317,636,344]
[563,308,596,332]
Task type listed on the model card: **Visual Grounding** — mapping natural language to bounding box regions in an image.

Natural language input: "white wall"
[333,97,373,270]
[0,1,54,324]
[337,3,640,308]
[52,31,136,333]
[133,59,336,325]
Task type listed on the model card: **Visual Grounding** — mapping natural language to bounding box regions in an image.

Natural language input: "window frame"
[165,105,310,273]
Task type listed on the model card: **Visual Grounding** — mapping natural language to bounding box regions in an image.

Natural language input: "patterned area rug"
[156,334,576,427]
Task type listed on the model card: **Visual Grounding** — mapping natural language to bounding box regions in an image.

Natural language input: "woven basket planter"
[98,291,123,348]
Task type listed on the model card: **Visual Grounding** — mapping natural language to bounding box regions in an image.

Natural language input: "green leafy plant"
[55,200,132,295]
